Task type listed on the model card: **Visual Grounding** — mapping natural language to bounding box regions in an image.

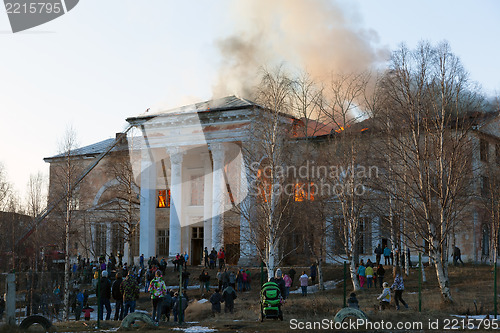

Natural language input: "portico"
[126,96,257,265]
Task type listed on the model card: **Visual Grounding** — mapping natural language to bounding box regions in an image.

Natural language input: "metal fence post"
[418,253,422,312]
[179,264,183,324]
[97,270,101,328]
[494,257,497,319]
[343,261,347,308]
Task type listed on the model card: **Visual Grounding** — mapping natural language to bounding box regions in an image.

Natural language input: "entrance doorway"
[191,227,204,266]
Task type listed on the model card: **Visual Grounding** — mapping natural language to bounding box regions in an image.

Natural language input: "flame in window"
[294,182,315,201]
[158,189,171,208]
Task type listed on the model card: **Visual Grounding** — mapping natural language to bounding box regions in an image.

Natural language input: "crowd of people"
[7,241,423,325]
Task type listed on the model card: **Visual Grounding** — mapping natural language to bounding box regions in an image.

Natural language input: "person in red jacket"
[217,248,225,270]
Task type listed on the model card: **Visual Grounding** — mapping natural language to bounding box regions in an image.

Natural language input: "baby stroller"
[259,282,283,321]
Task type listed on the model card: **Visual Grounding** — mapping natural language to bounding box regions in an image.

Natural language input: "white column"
[202,152,213,250]
[372,216,380,248]
[106,222,112,257]
[238,158,253,265]
[168,147,185,257]
[139,149,156,259]
[123,241,130,265]
[210,143,225,251]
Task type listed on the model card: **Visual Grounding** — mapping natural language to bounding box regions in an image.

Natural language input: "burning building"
[42,95,500,266]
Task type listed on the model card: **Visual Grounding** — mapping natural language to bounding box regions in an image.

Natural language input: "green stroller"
[259,282,283,321]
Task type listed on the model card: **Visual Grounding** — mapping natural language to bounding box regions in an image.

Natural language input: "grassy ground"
[7,263,500,332]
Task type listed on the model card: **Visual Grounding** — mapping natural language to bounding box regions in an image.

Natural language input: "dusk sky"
[1,0,499,200]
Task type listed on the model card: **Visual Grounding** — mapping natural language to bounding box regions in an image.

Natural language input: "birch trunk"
[267,232,277,281]
[318,260,324,290]
[350,257,360,291]
[63,220,70,320]
[434,250,453,303]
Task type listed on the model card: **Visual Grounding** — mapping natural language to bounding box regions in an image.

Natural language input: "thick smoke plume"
[213,0,388,100]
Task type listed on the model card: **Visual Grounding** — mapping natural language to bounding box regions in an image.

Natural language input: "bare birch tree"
[319,72,375,291]
[237,67,298,280]
[105,153,140,262]
[377,41,485,303]
[51,126,81,320]
[0,163,11,211]
[26,171,47,271]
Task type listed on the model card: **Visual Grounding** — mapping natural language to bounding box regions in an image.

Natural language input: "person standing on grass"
[184,251,189,269]
[365,264,374,288]
[283,273,292,299]
[121,271,140,316]
[216,269,223,291]
[241,269,248,291]
[299,271,309,296]
[182,270,190,291]
[148,270,167,323]
[391,268,408,310]
[383,245,391,265]
[310,263,317,285]
[222,284,237,313]
[288,267,296,287]
[245,268,252,291]
[374,244,383,265]
[236,269,243,291]
[97,270,112,321]
[173,292,188,322]
[377,282,391,310]
[204,247,209,268]
[218,248,226,270]
[209,289,222,314]
[357,261,366,289]
[453,246,464,266]
[376,264,385,288]
[112,272,124,321]
[140,254,144,269]
[199,270,210,294]
[75,289,84,321]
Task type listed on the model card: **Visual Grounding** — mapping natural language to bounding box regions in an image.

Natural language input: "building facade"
[44,96,500,265]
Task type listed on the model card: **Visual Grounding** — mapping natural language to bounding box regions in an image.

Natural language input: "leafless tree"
[482,155,500,264]
[236,67,298,280]
[376,41,485,303]
[318,72,375,291]
[105,153,140,262]
[287,73,328,288]
[0,163,11,211]
[25,171,47,271]
[50,126,81,320]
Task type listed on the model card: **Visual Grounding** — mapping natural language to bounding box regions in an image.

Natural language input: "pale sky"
[0,0,499,201]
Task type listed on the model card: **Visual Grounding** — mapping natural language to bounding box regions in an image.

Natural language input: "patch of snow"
[166,285,202,290]
[173,326,216,333]
[452,314,499,319]
[197,299,209,304]
[289,280,341,294]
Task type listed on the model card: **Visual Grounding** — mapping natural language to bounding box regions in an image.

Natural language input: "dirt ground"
[5,263,500,332]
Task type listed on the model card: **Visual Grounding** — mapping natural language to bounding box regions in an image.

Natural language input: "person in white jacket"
[299,271,309,297]
[377,282,391,310]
